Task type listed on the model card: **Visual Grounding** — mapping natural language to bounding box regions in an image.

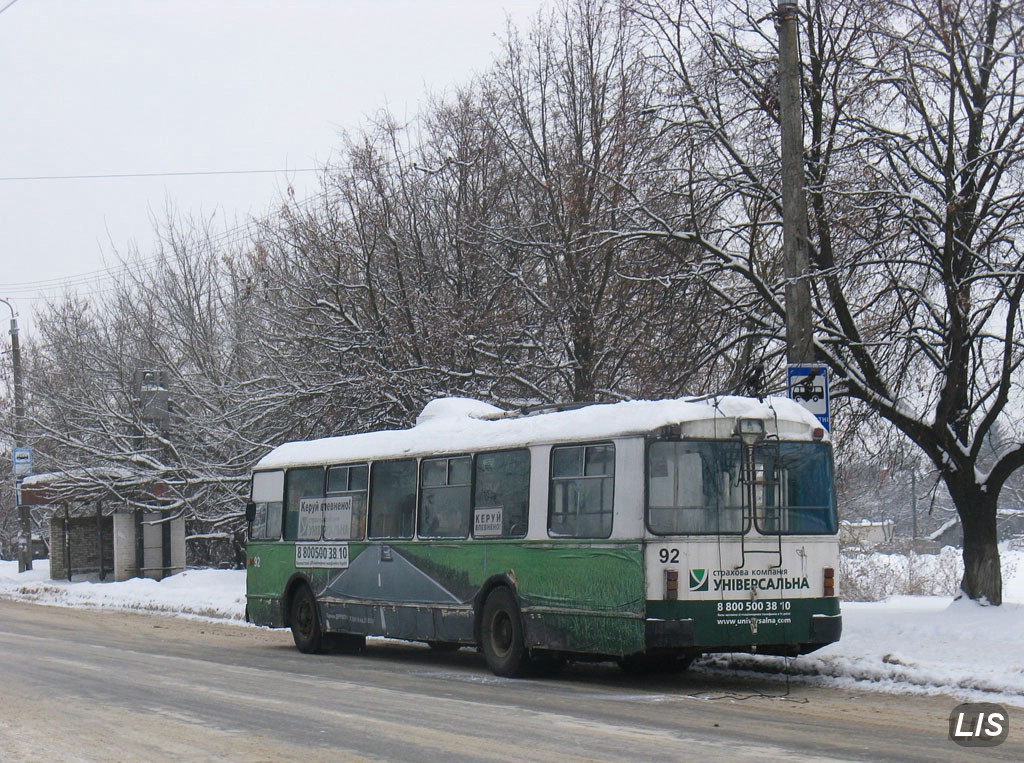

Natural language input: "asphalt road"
[0,599,1019,762]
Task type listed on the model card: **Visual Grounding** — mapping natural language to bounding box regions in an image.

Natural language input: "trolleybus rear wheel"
[480,588,528,677]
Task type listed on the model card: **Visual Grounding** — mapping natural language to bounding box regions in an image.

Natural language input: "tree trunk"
[955,484,1002,605]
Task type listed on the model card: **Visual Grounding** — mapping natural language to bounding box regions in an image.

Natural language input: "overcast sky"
[0,0,549,334]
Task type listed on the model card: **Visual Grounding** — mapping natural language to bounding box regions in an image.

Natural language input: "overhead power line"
[0,188,332,303]
[0,168,321,182]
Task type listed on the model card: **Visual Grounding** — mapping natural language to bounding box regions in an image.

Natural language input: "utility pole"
[0,298,30,571]
[778,1,814,364]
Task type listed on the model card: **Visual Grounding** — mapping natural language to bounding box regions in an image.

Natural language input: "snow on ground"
[0,561,247,622]
[1,547,1022,707]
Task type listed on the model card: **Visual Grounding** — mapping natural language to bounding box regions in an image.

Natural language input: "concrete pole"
[0,298,30,571]
[778,1,814,364]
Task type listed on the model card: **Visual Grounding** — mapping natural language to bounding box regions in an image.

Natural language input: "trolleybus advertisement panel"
[296,496,353,568]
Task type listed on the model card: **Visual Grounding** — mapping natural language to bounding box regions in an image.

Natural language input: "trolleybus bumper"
[808,613,842,645]
[644,613,843,652]
[645,618,695,648]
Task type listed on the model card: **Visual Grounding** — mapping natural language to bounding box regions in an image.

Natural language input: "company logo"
[689,569,709,592]
[949,703,1009,747]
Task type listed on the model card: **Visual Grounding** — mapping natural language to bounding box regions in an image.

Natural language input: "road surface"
[0,599,1019,762]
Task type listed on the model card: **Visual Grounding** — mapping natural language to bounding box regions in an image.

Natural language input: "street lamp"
[0,297,30,572]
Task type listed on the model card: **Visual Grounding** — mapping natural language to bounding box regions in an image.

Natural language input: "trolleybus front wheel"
[290,584,324,654]
[480,588,528,677]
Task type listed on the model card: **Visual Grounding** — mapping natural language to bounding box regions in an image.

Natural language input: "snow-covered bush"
[840,546,964,601]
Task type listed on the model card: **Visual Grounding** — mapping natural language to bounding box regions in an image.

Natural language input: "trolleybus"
[245,395,841,676]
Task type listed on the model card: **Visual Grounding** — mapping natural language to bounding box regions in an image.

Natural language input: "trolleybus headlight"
[735,418,766,446]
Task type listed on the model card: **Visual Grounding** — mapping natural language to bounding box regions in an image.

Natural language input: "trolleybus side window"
[368,458,417,539]
[549,443,614,538]
[473,449,530,538]
[285,467,325,541]
[325,463,369,540]
[419,456,471,538]
[249,469,284,540]
[647,441,746,535]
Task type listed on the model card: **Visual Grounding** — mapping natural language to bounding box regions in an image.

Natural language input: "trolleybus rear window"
[647,441,746,535]
[647,440,837,535]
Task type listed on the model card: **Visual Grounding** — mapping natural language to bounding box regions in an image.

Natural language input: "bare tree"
[483,0,730,401]
[23,213,292,562]
[631,0,1024,603]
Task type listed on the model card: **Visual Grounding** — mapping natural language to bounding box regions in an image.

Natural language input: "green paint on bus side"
[247,540,646,654]
[399,541,647,654]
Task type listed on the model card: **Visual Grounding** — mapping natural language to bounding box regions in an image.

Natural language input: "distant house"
[929,509,1024,548]
[998,509,1024,543]
[20,469,185,582]
[839,519,895,548]
[929,517,961,548]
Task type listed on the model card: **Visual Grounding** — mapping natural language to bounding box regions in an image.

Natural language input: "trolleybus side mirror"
[245,502,256,524]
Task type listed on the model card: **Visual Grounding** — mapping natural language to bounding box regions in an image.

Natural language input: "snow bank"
[700,545,1024,706]
[702,594,1024,707]
[0,561,246,621]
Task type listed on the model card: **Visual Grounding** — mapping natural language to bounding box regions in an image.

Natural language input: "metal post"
[778,1,814,364]
[0,298,30,571]
[96,500,106,581]
[161,514,172,580]
[910,468,918,540]
[64,504,71,582]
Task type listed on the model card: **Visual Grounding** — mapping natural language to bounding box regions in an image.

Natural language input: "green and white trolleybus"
[245,396,841,676]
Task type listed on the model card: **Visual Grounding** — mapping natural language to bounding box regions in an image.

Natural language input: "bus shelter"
[20,470,185,582]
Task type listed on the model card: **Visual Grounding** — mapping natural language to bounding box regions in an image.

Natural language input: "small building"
[997,509,1024,544]
[930,517,961,548]
[839,519,895,549]
[20,470,185,582]
[929,509,1024,548]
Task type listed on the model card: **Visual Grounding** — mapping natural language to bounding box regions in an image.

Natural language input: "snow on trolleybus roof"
[255,395,827,471]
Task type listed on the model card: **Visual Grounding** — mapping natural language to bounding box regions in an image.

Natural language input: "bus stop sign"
[12,447,32,477]
[787,365,830,430]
